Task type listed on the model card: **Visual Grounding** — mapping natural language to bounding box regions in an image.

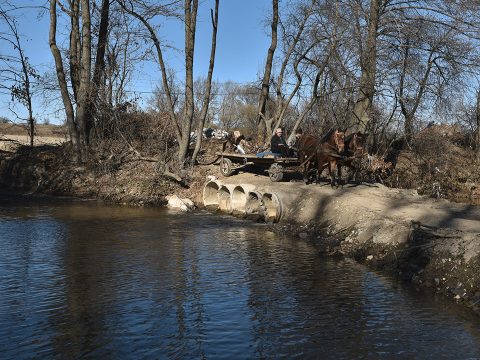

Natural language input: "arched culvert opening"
[203,180,221,211]
[218,185,233,214]
[245,191,264,221]
[261,192,282,223]
[231,184,256,217]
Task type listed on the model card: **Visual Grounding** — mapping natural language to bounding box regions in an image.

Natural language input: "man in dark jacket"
[270,127,289,157]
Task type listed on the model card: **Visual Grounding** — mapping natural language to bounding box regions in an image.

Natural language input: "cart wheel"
[220,158,234,176]
[269,163,284,182]
[197,150,221,165]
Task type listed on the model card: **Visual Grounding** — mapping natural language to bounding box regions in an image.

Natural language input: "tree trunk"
[178,0,199,166]
[351,0,382,132]
[75,0,92,159]
[256,0,278,141]
[271,2,316,139]
[87,0,111,141]
[476,89,480,159]
[69,0,81,104]
[191,0,219,165]
[49,0,81,161]
[118,0,182,142]
[399,37,435,144]
[287,71,321,145]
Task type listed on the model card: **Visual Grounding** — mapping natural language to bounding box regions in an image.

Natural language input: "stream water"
[0,192,479,359]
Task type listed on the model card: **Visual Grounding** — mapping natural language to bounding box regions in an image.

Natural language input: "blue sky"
[0,0,272,124]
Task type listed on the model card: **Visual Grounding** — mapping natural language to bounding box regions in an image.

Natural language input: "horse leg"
[300,152,309,184]
[305,164,314,185]
[350,163,360,184]
[343,162,355,184]
[303,162,311,184]
[314,167,320,183]
[337,161,343,187]
[330,160,339,188]
[316,159,328,185]
[308,157,318,184]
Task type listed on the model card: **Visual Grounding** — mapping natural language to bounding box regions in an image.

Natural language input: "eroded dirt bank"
[217,173,480,315]
[0,145,208,205]
[1,145,480,315]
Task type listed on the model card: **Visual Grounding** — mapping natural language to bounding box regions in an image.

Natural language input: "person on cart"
[271,127,290,157]
[257,127,290,158]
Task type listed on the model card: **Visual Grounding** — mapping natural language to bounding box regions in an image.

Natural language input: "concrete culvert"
[203,180,221,210]
[231,185,256,217]
[218,185,234,214]
[261,192,282,223]
[245,191,264,221]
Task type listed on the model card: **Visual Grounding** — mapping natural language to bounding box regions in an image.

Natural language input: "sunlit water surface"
[0,192,480,359]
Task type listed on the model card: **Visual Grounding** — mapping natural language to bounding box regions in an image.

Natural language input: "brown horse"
[315,129,346,187]
[296,134,320,184]
[339,132,367,183]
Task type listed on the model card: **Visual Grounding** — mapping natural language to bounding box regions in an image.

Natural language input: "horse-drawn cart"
[216,152,300,182]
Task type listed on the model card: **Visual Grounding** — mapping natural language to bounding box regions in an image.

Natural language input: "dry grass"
[0,123,67,151]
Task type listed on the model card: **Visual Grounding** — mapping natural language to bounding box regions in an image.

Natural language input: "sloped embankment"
[205,173,480,314]
[0,145,185,205]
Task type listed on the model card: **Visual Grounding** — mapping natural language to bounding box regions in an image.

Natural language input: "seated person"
[271,127,290,157]
[256,127,290,158]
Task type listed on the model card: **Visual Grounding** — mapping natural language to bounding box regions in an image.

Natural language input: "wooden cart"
[216,152,300,182]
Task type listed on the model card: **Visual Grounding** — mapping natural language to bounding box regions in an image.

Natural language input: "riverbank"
[1,143,480,316]
[213,173,480,315]
[0,143,212,206]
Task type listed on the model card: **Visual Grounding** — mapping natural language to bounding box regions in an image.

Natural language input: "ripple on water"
[0,201,479,359]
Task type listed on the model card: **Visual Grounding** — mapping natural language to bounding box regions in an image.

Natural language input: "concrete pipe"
[261,192,282,223]
[203,180,222,211]
[231,184,257,217]
[245,191,264,221]
[218,184,235,214]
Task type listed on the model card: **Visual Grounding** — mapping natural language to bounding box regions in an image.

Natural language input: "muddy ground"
[1,142,480,316]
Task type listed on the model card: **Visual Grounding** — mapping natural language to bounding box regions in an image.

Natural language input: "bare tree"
[87,0,111,138]
[269,0,318,136]
[191,0,219,165]
[120,0,219,167]
[118,1,182,152]
[397,29,449,143]
[350,0,383,132]
[216,82,259,133]
[49,0,112,161]
[49,0,81,159]
[256,0,278,141]
[0,4,38,147]
[476,88,480,159]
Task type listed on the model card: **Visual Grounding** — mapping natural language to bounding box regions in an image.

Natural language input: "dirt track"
[218,172,480,233]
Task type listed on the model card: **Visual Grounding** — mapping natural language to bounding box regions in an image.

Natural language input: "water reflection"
[0,193,480,359]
